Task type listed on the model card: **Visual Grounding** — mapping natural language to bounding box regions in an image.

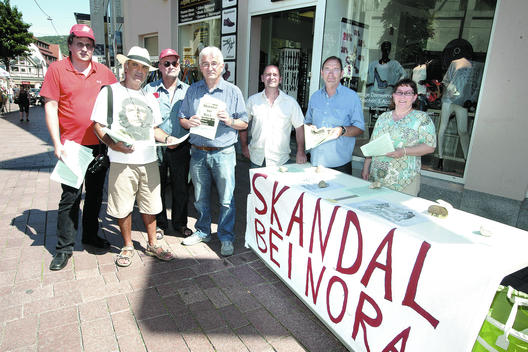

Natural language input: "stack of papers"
[50,140,94,189]
[360,133,395,156]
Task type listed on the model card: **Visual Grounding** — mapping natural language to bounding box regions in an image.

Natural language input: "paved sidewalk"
[0,106,347,352]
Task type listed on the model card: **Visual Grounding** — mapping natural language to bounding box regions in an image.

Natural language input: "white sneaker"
[182,232,211,246]
[221,241,234,256]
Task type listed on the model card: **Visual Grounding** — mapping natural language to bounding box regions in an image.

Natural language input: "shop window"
[178,18,221,85]
[322,0,496,177]
[143,35,159,59]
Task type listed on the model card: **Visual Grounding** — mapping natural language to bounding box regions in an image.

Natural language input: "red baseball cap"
[70,24,95,42]
[159,48,180,61]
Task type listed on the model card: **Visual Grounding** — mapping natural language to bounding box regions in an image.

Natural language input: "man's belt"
[192,145,220,152]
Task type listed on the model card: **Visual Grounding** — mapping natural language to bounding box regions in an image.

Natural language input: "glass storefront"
[178,18,221,85]
[322,0,496,177]
[253,7,315,112]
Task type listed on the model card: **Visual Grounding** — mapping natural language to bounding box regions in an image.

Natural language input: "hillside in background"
[38,35,68,57]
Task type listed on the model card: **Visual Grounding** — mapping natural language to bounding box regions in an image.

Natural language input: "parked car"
[28,88,44,106]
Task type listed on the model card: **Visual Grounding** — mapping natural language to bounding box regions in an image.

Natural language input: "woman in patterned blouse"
[361,78,436,196]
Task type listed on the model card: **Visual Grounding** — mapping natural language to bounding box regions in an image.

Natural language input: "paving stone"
[127,288,169,321]
[38,306,78,331]
[37,322,82,352]
[219,305,250,330]
[106,294,130,313]
[83,333,119,352]
[78,299,109,322]
[269,335,307,352]
[0,316,38,350]
[116,332,146,352]
[177,283,208,305]
[221,286,262,313]
[203,287,232,308]
[245,308,289,339]
[180,331,215,352]
[207,325,249,352]
[193,308,227,331]
[235,324,274,352]
[229,264,265,287]
[111,310,139,337]
[137,315,189,352]
[23,293,83,316]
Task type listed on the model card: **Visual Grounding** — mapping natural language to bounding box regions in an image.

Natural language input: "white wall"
[464,0,528,200]
[122,0,177,56]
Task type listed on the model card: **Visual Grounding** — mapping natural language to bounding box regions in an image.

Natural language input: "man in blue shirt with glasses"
[305,56,365,174]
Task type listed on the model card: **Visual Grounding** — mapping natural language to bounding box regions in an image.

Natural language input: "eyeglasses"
[75,42,94,50]
[322,68,342,74]
[162,61,179,68]
[200,61,220,68]
[393,91,415,96]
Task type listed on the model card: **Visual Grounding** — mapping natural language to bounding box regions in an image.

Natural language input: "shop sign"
[179,0,221,24]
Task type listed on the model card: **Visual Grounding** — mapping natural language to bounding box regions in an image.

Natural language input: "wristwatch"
[340,126,346,136]
[164,135,169,143]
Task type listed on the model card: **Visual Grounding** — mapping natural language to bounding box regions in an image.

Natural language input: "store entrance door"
[249,7,315,112]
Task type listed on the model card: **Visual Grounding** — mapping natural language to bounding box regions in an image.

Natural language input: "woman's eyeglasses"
[393,91,415,96]
[162,61,179,68]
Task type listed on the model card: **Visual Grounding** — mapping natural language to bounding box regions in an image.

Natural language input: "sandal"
[177,226,193,237]
[115,246,135,267]
[145,243,174,261]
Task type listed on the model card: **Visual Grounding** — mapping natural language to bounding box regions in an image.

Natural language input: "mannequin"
[437,57,473,169]
[366,41,406,107]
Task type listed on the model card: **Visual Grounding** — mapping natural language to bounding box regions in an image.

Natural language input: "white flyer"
[50,140,94,189]
[190,95,226,140]
[360,133,395,156]
[304,125,336,150]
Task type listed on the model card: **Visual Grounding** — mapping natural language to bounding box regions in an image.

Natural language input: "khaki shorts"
[107,161,162,218]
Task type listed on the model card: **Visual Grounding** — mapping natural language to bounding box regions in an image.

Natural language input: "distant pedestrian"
[40,24,117,271]
[17,86,30,122]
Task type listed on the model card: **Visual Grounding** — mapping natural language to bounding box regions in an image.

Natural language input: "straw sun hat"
[116,46,157,71]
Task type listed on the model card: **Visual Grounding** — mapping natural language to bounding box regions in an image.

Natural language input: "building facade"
[117,0,528,229]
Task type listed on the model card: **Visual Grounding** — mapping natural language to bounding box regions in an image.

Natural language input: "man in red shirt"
[40,24,117,271]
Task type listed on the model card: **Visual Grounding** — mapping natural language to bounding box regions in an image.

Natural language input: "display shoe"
[224,18,235,27]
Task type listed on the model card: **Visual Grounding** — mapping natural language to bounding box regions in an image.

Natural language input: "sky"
[10,0,90,37]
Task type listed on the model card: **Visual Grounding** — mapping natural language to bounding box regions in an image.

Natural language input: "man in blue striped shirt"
[179,46,248,256]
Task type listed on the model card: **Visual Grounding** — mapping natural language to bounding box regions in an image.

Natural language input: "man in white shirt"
[91,46,179,267]
[240,65,306,167]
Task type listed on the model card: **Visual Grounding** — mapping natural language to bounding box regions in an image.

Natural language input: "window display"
[322,0,496,177]
[178,18,221,85]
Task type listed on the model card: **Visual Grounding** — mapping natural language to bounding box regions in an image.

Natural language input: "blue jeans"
[190,145,236,242]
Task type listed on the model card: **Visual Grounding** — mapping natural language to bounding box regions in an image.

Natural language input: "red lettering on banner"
[336,210,363,275]
[271,181,289,232]
[309,199,340,259]
[402,241,439,328]
[288,242,292,279]
[305,257,326,304]
[269,228,283,268]
[286,192,305,247]
[326,276,348,323]
[352,291,383,352]
[361,228,395,301]
[382,326,411,352]
[251,173,268,215]
[254,219,267,253]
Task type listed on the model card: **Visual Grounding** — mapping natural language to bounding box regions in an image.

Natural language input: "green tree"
[0,0,33,71]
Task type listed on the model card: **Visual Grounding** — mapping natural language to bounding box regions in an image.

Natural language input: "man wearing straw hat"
[92,46,179,267]
[41,24,117,271]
